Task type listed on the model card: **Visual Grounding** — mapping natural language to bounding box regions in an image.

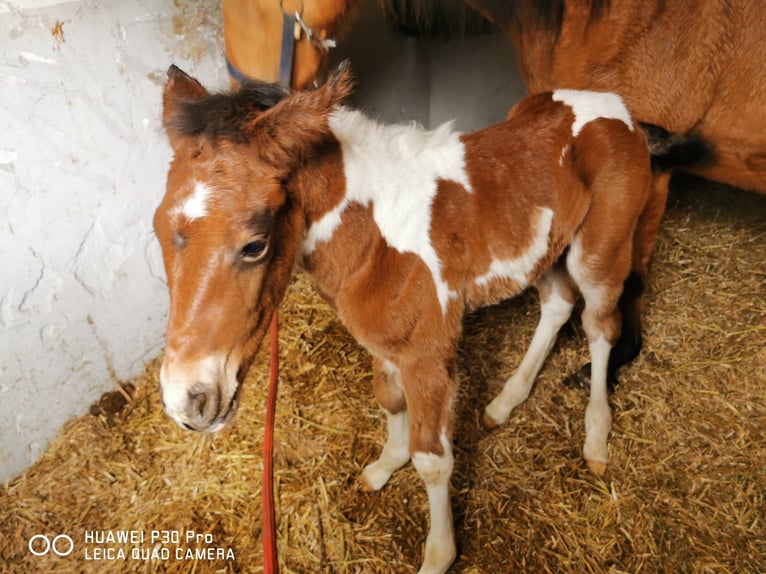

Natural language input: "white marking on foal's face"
[305,108,473,315]
[172,180,213,221]
[552,90,634,137]
[180,248,227,320]
[475,207,554,288]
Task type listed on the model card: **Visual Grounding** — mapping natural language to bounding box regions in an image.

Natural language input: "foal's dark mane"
[379,0,609,37]
[170,81,290,144]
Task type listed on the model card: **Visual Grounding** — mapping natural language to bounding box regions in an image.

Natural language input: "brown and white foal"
[155,64,667,573]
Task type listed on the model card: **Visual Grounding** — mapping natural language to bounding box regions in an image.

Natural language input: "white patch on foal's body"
[475,207,554,289]
[305,107,472,314]
[552,90,634,137]
[173,180,213,221]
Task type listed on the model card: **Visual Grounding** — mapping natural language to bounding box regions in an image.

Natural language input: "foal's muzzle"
[159,355,240,432]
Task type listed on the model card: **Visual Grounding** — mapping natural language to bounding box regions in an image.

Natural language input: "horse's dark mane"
[380,0,493,36]
[170,81,290,144]
[379,0,609,37]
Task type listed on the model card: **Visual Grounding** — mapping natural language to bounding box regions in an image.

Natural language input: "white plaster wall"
[0,0,228,482]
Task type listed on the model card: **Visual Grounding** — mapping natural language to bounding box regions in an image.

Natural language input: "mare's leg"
[361,357,411,491]
[567,167,670,390]
[402,356,457,574]
[484,265,576,428]
[611,171,671,369]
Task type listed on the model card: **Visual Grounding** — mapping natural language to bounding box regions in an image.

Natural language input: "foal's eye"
[240,237,269,262]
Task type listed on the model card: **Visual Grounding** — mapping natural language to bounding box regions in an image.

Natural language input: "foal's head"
[154,64,351,432]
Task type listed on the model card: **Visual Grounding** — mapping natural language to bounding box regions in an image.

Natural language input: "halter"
[277,5,297,88]
[278,0,337,86]
[225,0,337,88]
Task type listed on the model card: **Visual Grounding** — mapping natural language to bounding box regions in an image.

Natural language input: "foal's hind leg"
[484,265,576,428]
[566,236,631,475]
[361,357,411,491]
[566,172,671,390]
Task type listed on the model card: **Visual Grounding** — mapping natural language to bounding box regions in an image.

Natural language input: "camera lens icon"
[29,534,74,557]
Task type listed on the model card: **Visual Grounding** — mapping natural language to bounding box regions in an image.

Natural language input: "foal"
[155,64,699,573]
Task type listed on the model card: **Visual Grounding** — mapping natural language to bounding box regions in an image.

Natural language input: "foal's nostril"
[188,390,208,418]
[181,421,195,431]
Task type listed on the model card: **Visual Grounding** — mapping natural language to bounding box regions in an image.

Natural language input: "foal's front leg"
[402,356,457,574]
[361,358,411,491]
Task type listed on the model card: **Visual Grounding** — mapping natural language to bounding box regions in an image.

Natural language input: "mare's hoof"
[586,458,608,476]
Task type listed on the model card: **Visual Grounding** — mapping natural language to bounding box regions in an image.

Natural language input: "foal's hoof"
[585,458,608,477]
[482,411,501,430]
[358,475,377,492]
[359,462,392,492]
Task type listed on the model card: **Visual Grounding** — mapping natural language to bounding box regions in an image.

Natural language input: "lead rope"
[263,311,280,573]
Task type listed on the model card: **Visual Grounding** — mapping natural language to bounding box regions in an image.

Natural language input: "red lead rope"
[263,311,280,573]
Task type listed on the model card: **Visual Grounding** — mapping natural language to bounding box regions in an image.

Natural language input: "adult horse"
[224,0,766,196]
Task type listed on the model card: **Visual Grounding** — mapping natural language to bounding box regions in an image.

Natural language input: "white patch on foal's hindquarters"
[475,207,554,288]
[305,107,473,315]
[172,180,213,221]
[552,90,634,137]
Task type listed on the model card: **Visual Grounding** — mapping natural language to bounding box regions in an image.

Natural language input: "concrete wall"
[0,0,228,482]
[0,0,525,483]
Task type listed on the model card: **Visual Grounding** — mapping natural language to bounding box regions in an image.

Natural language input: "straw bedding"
[1,177,764,573]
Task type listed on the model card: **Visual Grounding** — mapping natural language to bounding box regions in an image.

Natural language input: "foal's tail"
[640,123,715,172]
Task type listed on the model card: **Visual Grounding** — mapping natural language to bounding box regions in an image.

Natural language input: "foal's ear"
[162,65,209,149]
[245,61,354,167]
[325,60,354,99]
